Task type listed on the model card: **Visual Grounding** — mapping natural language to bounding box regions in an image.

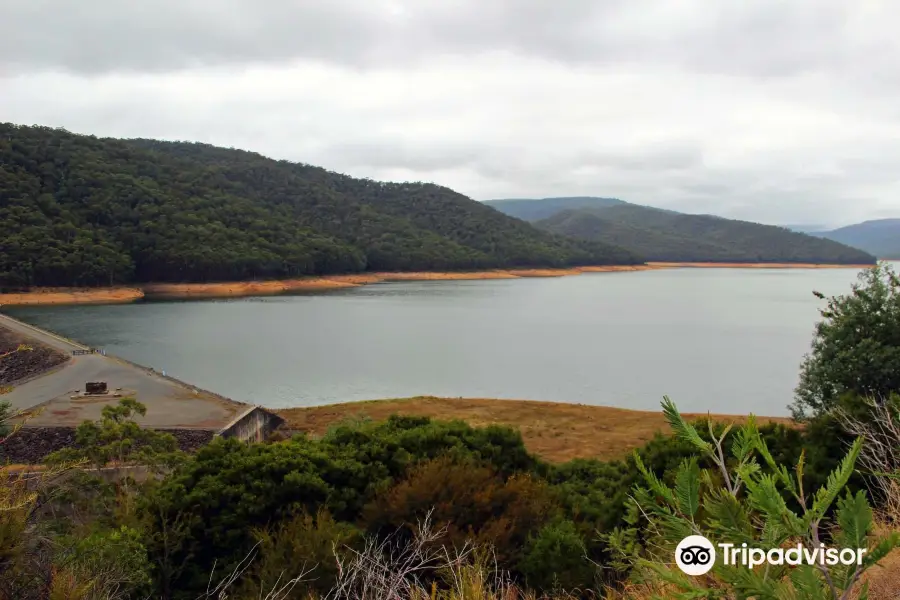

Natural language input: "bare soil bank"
[276,396,794,463]
[646,262,873,269]
[0,262,870,306]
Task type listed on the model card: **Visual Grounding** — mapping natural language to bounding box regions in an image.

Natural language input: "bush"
[362,456,556,571]
[238,508,362,599]
[520,519,595,592]
[792,262,900,419]
[141,416,540,597]
[60,525,152,599]
[610,399,900,599]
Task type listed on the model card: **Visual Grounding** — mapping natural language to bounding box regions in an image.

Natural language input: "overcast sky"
[3,1,899,228]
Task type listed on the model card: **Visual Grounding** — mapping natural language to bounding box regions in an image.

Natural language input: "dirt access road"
[0,312,244,428]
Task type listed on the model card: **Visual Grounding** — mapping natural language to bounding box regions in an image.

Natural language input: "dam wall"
[217,405,285,442]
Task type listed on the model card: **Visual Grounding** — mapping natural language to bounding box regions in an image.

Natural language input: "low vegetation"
[1,264,899,599]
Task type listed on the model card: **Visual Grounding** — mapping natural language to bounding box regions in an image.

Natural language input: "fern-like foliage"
[608,399,899,600]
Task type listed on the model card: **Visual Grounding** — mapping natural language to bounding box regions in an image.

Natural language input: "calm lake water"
[6,267,872,416]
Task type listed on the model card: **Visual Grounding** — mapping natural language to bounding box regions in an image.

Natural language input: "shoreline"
[0,262,874,306]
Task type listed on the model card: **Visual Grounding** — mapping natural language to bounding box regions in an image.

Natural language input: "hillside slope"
[811,219,900,259]
[483,196,625,221]
[0,124,641,289]
[537,205,876,264]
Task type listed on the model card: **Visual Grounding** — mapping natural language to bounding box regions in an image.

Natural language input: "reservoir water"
[5,267,870,416]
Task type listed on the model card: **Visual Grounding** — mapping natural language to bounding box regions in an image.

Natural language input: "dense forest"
[0,124,640,290]
[535,204,877,264]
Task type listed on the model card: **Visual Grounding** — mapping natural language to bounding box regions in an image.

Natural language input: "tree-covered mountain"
[808,219,900,259]
[0,124,642,289]
[535,204,876,264]
[483,196,625,221]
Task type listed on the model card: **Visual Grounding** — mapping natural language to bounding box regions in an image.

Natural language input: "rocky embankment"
[0,427,216,464]
[0,325,70,386]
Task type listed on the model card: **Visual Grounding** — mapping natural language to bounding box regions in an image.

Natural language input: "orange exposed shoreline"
[646,262,874,269]
[0,262,873,306]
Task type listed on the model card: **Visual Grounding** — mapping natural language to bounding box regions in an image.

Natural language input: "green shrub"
[520,519,595,593]
[362,456,556,570]
[792,262,900,419]
[610,398,900,599]
[141,416,539,597]
[238,508,361,599]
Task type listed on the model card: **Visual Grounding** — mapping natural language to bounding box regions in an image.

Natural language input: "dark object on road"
[85,381,108,395]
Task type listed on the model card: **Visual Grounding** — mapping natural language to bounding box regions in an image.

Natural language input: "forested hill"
[483,196,625,221]
[536,205,877,264]
[0,124,641,289]
[809,219,900,259]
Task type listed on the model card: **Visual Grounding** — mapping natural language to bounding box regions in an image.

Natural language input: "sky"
[3,1,900,228]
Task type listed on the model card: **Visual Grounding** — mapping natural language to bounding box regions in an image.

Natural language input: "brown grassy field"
[275,396,794,463]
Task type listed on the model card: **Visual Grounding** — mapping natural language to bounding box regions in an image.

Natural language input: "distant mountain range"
[782,224,830,234]
[482,197,626,222]
[484,197,876,265]
[803,219,900,260]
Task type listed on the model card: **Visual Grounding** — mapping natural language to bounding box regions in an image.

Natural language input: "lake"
[5,267,870,416]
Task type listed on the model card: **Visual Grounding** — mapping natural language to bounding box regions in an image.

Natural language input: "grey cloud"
[0,0,386,74]
[3,0,896,82]
[3,2,900,228]
[316,140,481,171]
[574,143,705,172]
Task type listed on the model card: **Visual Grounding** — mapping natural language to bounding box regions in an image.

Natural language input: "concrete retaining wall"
[217,405,285,442]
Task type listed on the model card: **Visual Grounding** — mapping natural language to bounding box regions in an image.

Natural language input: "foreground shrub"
[141,416,538,597]
[792,262,900,420]
[610,398,900,599]
[363,456,556,571]
[238,508,362,599]
[835,393,900,523]
[519,519,595,592]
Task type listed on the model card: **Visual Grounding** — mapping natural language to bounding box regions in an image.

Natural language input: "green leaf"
[805,437,863,526]
[752,427,798,498]
[703,488,753,544]
[730,426,756,463]
[788,564,825,599]
[675,457,701,518]
[662,397,712,454]
[726,565,783,598]
[633,451,677,506]
[863,532,900,569]
[743,473,804,538]
[835,490,872,552]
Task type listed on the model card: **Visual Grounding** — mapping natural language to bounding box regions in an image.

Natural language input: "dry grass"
[0,287,144,306]
[854,526,900,600]
[276,396,793,463]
